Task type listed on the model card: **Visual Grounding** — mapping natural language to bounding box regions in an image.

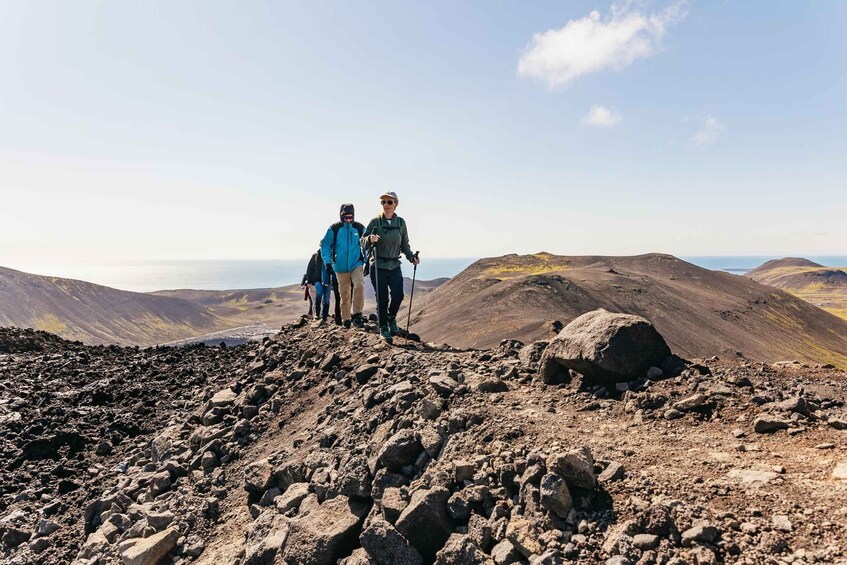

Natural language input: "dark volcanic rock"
[377,430,422,472]
[282,496,369,564]
[540,309,672,384]
[3,309,847,565]
[395,486,453,560]
[359,519,423,565]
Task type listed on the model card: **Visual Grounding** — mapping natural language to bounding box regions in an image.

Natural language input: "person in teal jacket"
[361,191,420,342]
[320,204,366,328]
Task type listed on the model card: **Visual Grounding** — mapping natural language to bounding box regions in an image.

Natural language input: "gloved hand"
[301,275,308,287]
[325,263,334,276]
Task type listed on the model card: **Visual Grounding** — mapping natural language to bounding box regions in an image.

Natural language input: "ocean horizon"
[6,255,846,294]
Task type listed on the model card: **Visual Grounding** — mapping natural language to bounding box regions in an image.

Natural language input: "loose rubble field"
[1,322,846,564]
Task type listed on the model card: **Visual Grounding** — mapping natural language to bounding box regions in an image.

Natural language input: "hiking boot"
[351,313,365,329]
[343,319,352,329]
[387,316,401,336]
[380,326,393,344]
[318,317,327,327]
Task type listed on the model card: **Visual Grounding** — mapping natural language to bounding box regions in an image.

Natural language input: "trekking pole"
[405,251,420,339]
[370,241,380,329]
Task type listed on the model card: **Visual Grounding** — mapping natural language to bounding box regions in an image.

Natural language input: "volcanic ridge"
[410,253,847,368]
[1,314,847,564]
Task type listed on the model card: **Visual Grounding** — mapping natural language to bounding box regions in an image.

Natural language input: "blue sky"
[1,1,845,264]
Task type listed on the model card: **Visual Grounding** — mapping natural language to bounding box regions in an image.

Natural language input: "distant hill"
[747,257,825,273]
[410,253,847,368]
[746,257,847,321]
[0,266,225,346]
[0,265,448,347]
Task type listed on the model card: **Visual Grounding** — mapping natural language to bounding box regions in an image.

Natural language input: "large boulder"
[395,487,453,561]
[359,519,423,565]
[540,309,671,384]
[434,534,493,564]
[539,473,573,518]
[519,340,549,369]
[547,447,596,491]
[282,495,369,565]
[120,528,180,565]
[243,511,290,565]
[377,430,422,472]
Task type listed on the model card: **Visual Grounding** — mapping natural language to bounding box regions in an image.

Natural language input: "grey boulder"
[359,519,423,565]
[395,486,453,560]
[540,309,672,384]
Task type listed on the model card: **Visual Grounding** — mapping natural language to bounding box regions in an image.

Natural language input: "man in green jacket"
[361,191,420,343]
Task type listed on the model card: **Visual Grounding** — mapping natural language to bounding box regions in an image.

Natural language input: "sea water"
[8,256,846,293]
[8,258,478,293]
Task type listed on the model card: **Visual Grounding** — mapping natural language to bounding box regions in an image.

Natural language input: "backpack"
[330,221,367,273]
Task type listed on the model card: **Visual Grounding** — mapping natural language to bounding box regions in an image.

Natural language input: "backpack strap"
[330,222,342,262]
[353,222,365,262]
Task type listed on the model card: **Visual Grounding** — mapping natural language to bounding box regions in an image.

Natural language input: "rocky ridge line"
[1,316,846,564]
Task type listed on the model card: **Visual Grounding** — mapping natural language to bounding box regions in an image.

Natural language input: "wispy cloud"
[517,1,687,89]
[692,115,723,145]
[583,105,622,127]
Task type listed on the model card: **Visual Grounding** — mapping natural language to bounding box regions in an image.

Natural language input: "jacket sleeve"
[303,254,315,285]
[400,218,414,262]
[320,228,334,266]
[361,218,378,251]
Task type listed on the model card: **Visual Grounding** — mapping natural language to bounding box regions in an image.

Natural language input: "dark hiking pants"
[370,266,403,328]
[331,274,342,324]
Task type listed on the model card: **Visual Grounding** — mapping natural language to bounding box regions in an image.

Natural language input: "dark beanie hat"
[339,203,355,219]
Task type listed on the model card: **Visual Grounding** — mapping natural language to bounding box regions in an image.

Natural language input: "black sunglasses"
[381,200,394,205]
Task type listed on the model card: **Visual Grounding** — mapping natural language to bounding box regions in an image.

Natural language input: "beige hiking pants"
[335,266,364,321]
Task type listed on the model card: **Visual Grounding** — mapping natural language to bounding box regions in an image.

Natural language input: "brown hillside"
[410,253,847,367]
[746,257,847,322]
[154,277,447,327]
[0,265,446,347]
[747,257,824,275]
[0,266,225,346]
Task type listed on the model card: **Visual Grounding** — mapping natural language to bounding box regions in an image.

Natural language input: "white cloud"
[583,105,621,127]
[517,1,687,89]
[692,115,723,145]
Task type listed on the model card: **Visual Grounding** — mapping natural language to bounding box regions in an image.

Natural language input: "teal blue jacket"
[320,222,365,273]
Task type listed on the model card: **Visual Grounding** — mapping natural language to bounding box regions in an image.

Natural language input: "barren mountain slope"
[746,258,847,321]
[155,277,446,327]
[0,266,446,347]
[0,266,226,346]
[410,253,847,368]
[2,323,846,564]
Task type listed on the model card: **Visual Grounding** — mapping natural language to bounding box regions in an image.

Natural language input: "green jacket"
[361,214,414,271]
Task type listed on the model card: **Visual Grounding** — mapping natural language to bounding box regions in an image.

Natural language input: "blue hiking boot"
[380,326,393,344]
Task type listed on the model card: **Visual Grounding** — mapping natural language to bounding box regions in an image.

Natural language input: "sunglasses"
[381,200,395,205]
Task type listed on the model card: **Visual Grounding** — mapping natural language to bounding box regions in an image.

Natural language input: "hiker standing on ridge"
[362,191,419,343]
[320,204,366,329]
[301,249,318,317]
[303,245,332,323]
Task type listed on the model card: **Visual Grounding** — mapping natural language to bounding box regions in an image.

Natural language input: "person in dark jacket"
[320,204,366,328]
[302,246,332,323]
[301,250,318,317]
[361,191,419,343]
